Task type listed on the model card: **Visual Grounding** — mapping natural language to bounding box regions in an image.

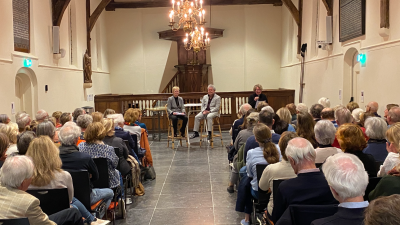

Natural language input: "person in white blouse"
[378,123,400,177]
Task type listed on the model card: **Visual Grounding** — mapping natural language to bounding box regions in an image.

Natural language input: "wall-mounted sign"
[23,58,32,67]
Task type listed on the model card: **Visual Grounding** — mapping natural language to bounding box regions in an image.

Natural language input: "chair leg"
[199,120,203,147]
[210,122,214,149]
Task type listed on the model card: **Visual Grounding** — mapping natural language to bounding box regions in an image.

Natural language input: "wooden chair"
[199,107,224,148]
[165,104,188,149]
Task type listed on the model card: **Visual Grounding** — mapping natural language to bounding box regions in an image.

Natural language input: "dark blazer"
[348,151,377,177]
[369,175,400,201]
[243,133,280,163]
[248,93,268,108]
[167,96,185,115]
[103,135,131,176]
[362,139,388,162]
[311,207,366,225]
[114,127,137,156]
[272,171,338,223]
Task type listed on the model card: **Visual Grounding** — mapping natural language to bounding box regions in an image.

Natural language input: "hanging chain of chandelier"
[168,0,210,52]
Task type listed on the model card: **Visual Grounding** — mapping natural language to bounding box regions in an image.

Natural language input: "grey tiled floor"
[116,132,243,225]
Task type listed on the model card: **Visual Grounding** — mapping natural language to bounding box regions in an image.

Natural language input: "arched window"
[13,0,30,53]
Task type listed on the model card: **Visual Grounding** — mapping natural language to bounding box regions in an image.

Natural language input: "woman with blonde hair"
[248,84,268,109]
[123,108,142,146]
[0,124,18,155]
[0,133,9,165]
[27,136,108,224]
[91,112,104,123]
[236,123,280,225]
[346,102,360,113]
[167,86,187,137]
[377,123,400,177]
[276,107,296,132]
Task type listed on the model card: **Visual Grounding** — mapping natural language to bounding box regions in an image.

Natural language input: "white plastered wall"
[280,0,400,116]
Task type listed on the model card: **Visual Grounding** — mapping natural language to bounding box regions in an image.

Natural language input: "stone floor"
[116,131,244,225]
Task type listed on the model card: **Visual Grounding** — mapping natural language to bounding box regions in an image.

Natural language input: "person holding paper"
[248,84,268,109]
[167,86,188,137]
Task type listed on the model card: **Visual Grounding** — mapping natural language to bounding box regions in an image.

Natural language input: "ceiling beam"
[106,0,282,11]
[321,0,333,16]
[89,0,112,32]
[52,0,71,26]
[281,0,299,26]
[380,0,389,28]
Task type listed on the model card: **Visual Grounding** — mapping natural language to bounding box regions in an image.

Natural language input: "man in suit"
[311,153,369,225]
[0,155,83,225]
[191,84,221,140]
[167,86,188,137]
[272,138,338,223]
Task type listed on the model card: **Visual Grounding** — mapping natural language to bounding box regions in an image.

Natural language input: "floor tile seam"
[206,146,216,225]
[149,149,177,225]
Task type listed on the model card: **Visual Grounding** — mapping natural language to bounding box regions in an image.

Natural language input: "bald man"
[366,101,380,117]
[387,107,400,127]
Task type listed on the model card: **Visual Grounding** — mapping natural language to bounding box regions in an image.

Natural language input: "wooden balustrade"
[95,89,295,131]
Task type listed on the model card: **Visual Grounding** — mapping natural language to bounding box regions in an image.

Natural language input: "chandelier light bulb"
[191,2,193,7]
[177,1,180,5]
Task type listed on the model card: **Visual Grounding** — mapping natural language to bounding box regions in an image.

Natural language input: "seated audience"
[16,112,31,133]
[103,109,115,118]
[314,120,342,163]
[359,111,376,128]
[0,133,8,166]
[332,107,354,148]
[58,122,113,218]
[91,112,104,123]
[60,112,72,126]
[26,136,106,224]
[17,131,36,155]
[318,97,330,108]
[259,131,297,216]
[311,153,369,225]
[35,109,49,123]
[123,108,142,147]
[273,119,289,135]
[236,123,280,225]
[321,108,338,128]
[296,112,318,148]
[107,113,138,158]
[72,108,86,123]
[296,103,308,114]
[78,122,120,189]
[384,104,399,123]
[0,114,11,124]
[248,84,268,109]
[286,103,297,122]
[134,109,147,131]
[369,163,400,201]
[272,138,337,223]
[276,107,295,132]
[0,124,18,155]
[52,111,63,128]
[36,120,58,146]
[232,103,252,144]
[378,123,400,177]
[346,101,359,113]
[366,101,380,117]
[386,106,400,127]
[310,104,324,122]
[364,194,400,225]
[363,117,388,162]
[76,114,93,145]
[352,108,364,126]
[336,123,377,177]
[167,86,188,137]
[256,101,269,112]
[0,155,84,225]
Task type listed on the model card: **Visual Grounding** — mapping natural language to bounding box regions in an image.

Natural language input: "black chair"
[364,177,382,201]
[272,179,287,208]
[0,218,30,225]
[26,188,70,216]
[252,164,270,224]
[315,163,323,168]
[130,134,139,157]
[113,147,133,206]
[65,169,106,218]
[289,204,338,225]
[375,161,383,173]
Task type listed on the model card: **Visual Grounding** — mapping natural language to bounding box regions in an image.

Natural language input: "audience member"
[359,111,376,128]
[377,123,400,177]
[107,113,138,158]
[0,133,8,166]
[369,163,400,201]
[236,123,280,225]
[286,103,297,122]
[191,84,221,140]
[259,131,297,216]
[335,107,353,126]
[248,84,268,109]
[310,104,324,122]
[35,109,49,123]
[91,112,104,123]
[296,112,318,148]
[256,101,269,112]
[366,101,380,117]
[0,155,84,225]
[36,120,57,144]
[321,108,338,128]
[52,111,63,128]
[336,123,377,177]
[318,97,330,108]
[311,153,369,225]
[76,114,93,145]
[17,131,36,155]
[72,108,86,123]
[0,114,10,124]
[167,86,188,137]
[346,102,360,113]
[314,120,342,163]
[134,109,147,131]
[17,113,31,133]
[78,122,120,189]
[58,122,113,219]
[363,117,388,162]
[387,106,400,126]
[123,108,142,147]
[103,109,115,118]
[273,119,289,135]
[296,103,308,114]
[60,112,72,126]
[276,107,295,132]
[0,124,18,155]
[352,108,364,126]
[384,104,399,123]
[365,194,400,225]
[262,106,275,114]
[272,138,337,223]
[232,103,252,144]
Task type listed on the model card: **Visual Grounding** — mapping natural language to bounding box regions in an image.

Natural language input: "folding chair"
[65,169,106,218]
[199,106,223,148]
[252,164,270,224]
[113,147,134,207]
[272,179,287,208]
[26,188,70,216]
[165,104,188,149]
[364,177,382,201]
[0,218,30,225]
[289,204,338,225]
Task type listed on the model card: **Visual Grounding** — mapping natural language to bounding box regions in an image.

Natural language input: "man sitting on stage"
[190,84,221,140]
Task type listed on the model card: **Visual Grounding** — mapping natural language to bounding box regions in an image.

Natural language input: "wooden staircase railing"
[161,70,181,94]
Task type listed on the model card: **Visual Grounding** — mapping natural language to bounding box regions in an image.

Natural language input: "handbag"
[135,183,145,196]
[144,166,156,180]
